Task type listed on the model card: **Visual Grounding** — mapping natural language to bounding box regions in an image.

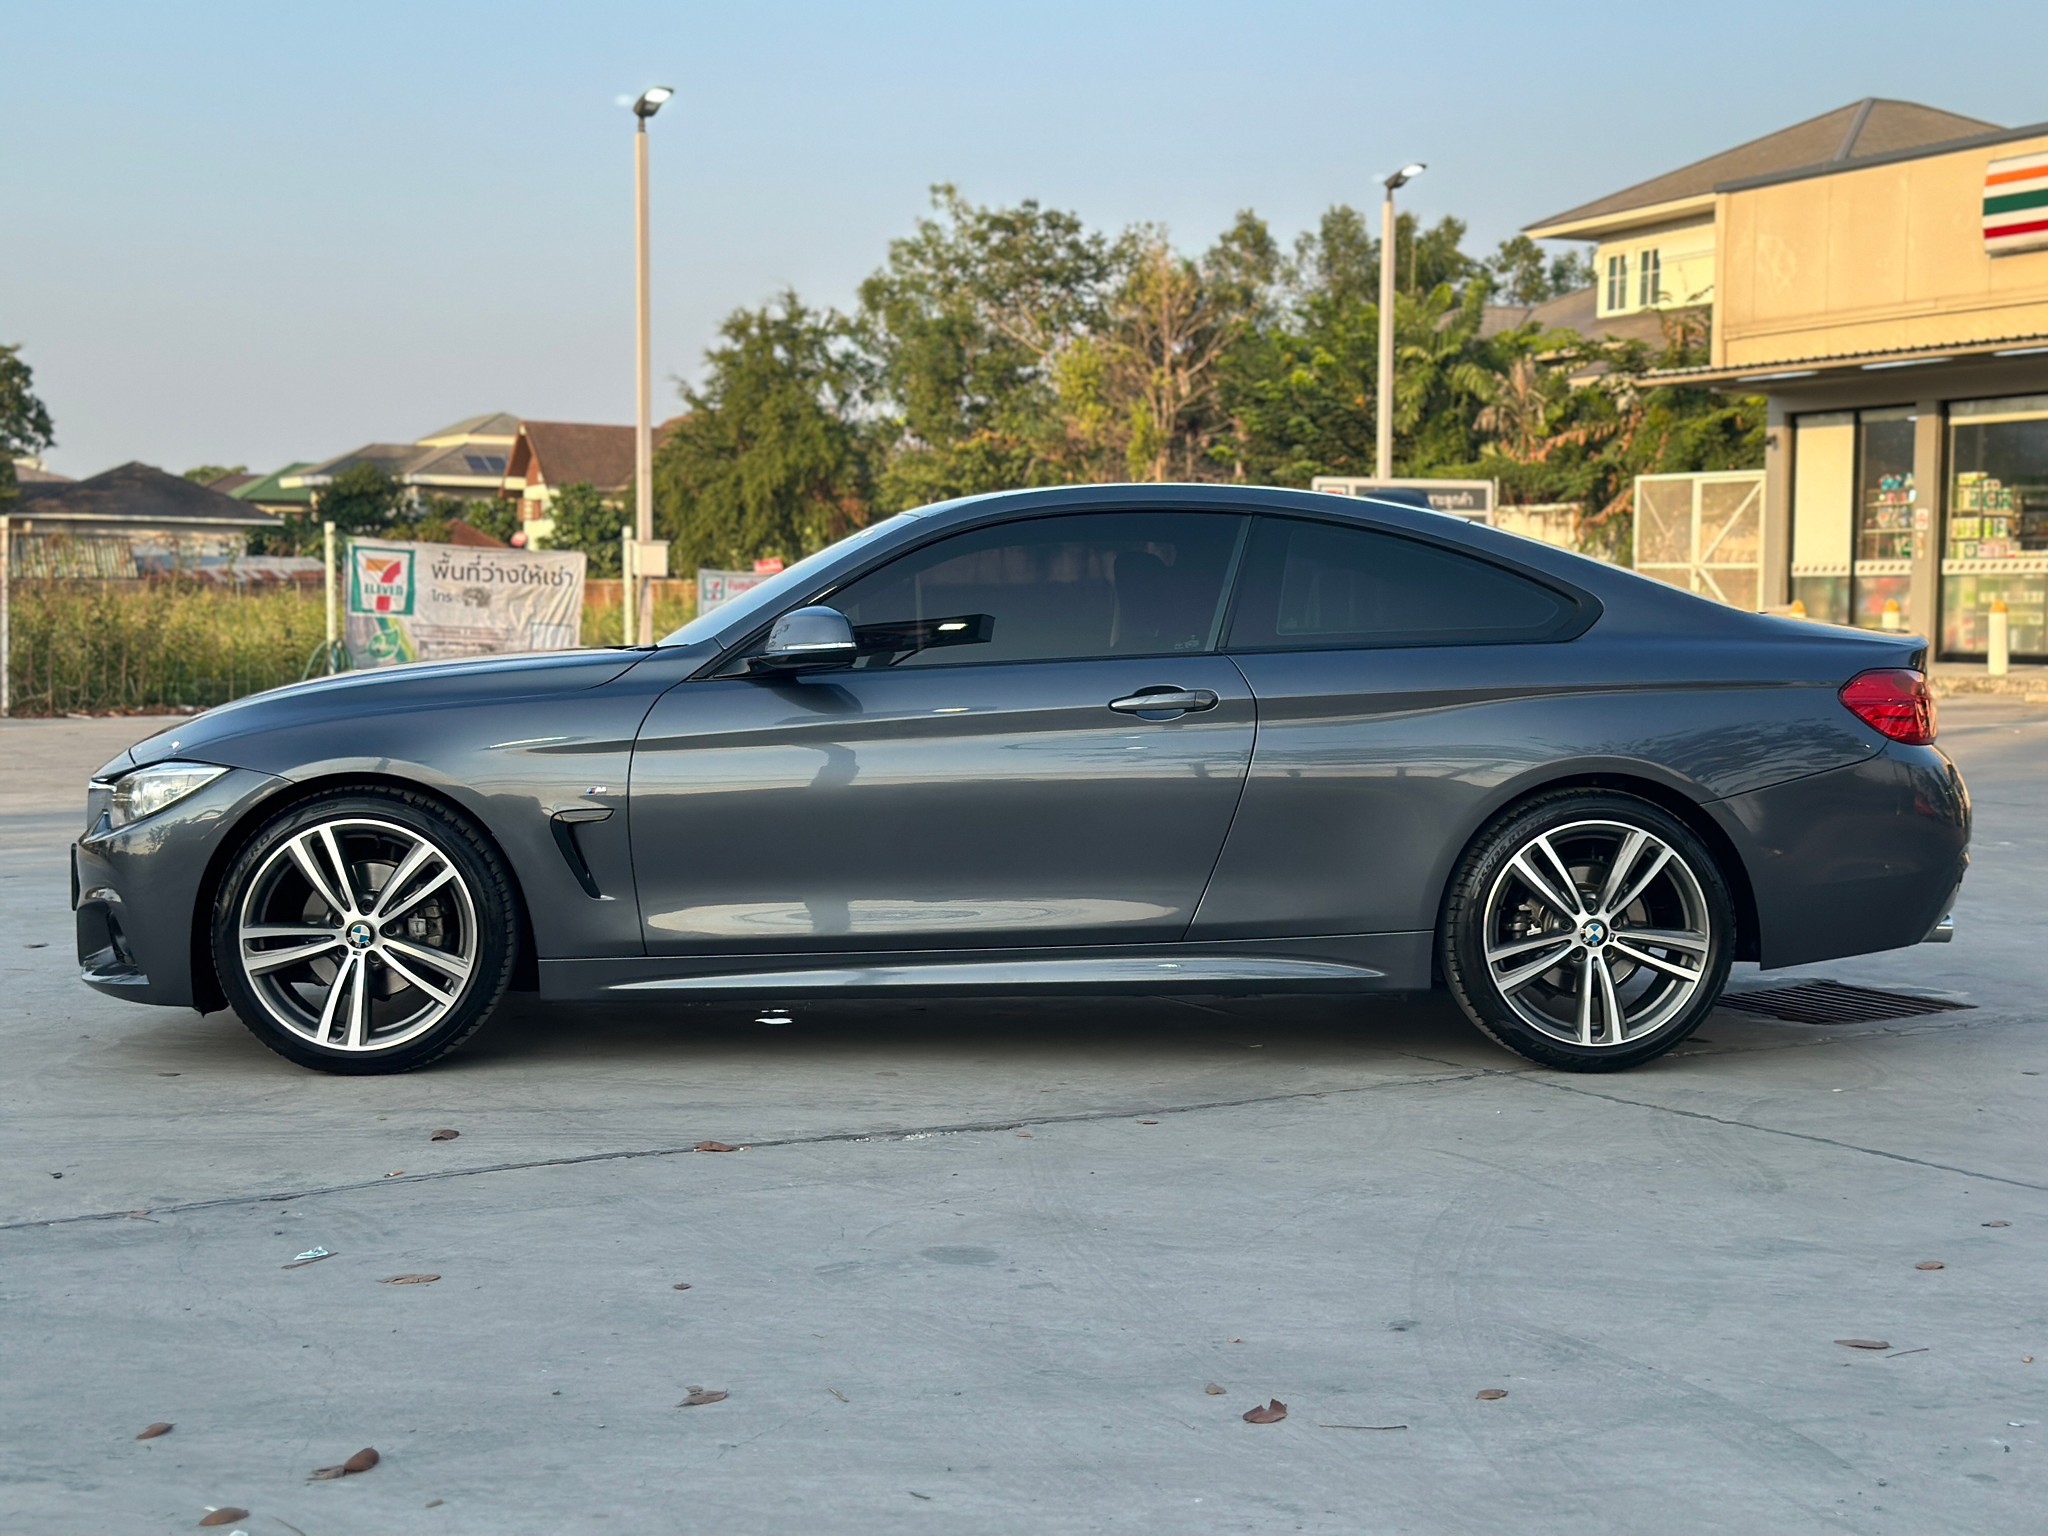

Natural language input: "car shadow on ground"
[438,987,1782,1077]
[113,982,1848,1083]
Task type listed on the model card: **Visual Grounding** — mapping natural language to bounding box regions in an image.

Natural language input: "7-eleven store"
[1602,116,2048,663]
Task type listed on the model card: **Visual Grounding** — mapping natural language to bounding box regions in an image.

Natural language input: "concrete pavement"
[1,705,2043,1533]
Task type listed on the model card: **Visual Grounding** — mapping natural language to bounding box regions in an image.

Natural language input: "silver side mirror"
[752,605,857,673]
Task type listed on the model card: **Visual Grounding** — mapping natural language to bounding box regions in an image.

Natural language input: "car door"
[629,509,1256,955]
[1189,513,1594,942]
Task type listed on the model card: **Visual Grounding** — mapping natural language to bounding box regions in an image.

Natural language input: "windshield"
[658,513,927,646]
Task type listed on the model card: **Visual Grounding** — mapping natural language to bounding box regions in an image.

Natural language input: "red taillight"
[1839,668,1937,745]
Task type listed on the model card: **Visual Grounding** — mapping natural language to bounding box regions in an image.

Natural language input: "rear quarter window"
[1227,516,1584,650]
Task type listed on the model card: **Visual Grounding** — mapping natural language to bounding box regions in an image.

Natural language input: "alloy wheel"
[1479,818,1713,1049]
[235,816,478,1053]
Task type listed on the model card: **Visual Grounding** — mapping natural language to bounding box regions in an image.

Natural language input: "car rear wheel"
[211,787,517,1074]
[1440,791,1734,1072]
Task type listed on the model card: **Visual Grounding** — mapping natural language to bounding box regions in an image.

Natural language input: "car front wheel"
[211,787,517,1074]
[1440,791,1734,1072]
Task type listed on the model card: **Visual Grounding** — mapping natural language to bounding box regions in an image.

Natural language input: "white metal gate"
[1632,471,1764,610]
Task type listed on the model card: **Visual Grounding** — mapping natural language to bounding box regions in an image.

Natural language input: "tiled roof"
[290,442,506,488]
[419,412,521,444]
[1479,286,1692,346]
[441,517,509,548]
[507,419,683,494]
[13,462,281,527]
[1528,99,1999,233]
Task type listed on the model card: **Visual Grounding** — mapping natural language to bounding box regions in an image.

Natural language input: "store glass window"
[1790,412,1853,622]
[1638,249,1662,308]
[1852,408,1916,629]
[1789,407,1916,629]
[1605,253,1629,312]
[1944,395,2048,659]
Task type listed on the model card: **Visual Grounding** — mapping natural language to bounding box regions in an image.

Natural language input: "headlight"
[107,762,228,828]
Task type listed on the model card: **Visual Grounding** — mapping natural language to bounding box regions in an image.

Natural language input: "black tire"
[211,786,517,1074]
[1440,790,1734,1072]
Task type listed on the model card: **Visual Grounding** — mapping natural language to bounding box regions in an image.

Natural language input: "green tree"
[1486,235,1597,306]
[455,495,522,546]
[316,463,408,537]
[392,492,522,546]
[859,184,1120,507]
[182,464,247,486]
[652,293,873,571]
[1052,222,1276,482]
[536,482,625,576]
[0,343,56,502]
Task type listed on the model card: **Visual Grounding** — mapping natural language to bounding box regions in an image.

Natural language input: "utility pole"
[632,86,673,645]
[1376,163,1425,483]
[0,514,11,718]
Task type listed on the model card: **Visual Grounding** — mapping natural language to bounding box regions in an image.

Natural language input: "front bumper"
[74,767,291,1009]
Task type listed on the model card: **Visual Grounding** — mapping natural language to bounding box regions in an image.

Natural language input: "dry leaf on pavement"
[1836,1338,1891,1350]
[672,1282,693,1290]
[1242,1399,1287,1424]
[1915,1261,1946,1270]
[381,1274,440,1285]
[1475,1389,1509,1401]
[311,1447,380,1479]
[1203,1384,1225,1395]
[679,1388,729,1407]
[1983,1220,2011,1228]
[198,1510,248,1527]
[694,1141,738,1153]
[430,1129,459,1141]
[137,1422,172,1439]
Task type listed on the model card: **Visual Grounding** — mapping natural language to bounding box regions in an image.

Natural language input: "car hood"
[118,648,652,772]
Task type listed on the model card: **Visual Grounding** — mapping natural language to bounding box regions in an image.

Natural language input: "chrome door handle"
[1108,688,1219,716]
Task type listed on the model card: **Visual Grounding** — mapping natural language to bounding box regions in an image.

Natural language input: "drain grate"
[1715,979,1974,1025]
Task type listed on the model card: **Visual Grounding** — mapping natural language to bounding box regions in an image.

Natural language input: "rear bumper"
[74,767,291,1009]
[1708,743,1969,970]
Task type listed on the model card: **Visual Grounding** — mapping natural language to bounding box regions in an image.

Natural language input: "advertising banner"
[345,539,586,667]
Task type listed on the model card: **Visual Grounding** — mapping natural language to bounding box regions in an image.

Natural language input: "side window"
[822,512,1245,668]
[1227,517,1578,650]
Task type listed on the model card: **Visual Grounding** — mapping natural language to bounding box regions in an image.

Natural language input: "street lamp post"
[1376,162,1426,484]
[632,85,673,645]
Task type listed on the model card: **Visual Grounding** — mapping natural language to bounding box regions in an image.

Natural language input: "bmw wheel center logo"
[1579,919,1609,947]
[346,921,376,950]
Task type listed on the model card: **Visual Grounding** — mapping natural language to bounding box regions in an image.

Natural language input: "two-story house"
[1533,99,2048,663]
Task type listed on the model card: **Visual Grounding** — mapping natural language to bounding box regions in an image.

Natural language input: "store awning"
[1646,333,2048,388]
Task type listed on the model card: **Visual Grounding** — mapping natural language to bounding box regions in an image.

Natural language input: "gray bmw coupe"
[73,484,1967,1074]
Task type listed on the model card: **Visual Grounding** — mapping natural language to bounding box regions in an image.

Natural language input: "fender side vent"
[1716,979,1973,1025]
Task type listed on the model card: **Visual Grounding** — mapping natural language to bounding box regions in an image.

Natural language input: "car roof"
[696,481,1824,653]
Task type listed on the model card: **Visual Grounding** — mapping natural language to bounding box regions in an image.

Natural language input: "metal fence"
[1632,471,1765,610]
[0,526,332,716]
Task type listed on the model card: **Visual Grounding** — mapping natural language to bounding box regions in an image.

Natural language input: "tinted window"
[1227,517,1575,649]
[824,512,1245,667]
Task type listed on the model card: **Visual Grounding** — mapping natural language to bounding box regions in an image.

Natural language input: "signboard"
[345,539,585,667]
[1984,151,2048,256]
[698,567,773,613]
[1308,476,1496,521]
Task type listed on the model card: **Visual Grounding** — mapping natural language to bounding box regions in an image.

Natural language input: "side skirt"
[538,932,1434,1002]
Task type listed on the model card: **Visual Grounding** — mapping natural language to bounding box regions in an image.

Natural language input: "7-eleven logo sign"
[349,545,415,616]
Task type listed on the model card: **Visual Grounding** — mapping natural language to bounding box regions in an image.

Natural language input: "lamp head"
[634,86,674,120]
[1383,162,1427,190]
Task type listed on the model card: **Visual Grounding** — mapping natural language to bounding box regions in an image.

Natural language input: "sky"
[6,0,2045,478]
